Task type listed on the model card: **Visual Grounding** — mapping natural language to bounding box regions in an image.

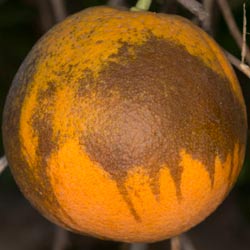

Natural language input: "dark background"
[0,0,250,249]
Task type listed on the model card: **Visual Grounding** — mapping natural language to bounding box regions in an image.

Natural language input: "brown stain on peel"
[80,37,246,220]
[2,46,76,229]
[29,83,80,228]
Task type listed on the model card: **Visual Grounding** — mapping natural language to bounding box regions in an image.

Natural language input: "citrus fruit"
[2,6,247,243]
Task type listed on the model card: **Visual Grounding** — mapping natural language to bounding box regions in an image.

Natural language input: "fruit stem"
[130,0,152,11]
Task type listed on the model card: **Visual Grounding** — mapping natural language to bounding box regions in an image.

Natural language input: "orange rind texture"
[2,7,247,243]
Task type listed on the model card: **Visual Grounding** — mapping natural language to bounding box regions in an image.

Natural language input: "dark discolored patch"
[2,46,76,229]
[31,84,60,205]
[30,83,80,228]
[79,37,246,220]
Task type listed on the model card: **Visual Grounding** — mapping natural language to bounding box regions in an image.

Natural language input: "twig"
[107,0,126,7]
[50,0,67,22]
[241,2,247,64]
[36,0,54,32]
[217,0,250,64]
[171,236,181,250]
[224,50,250,78]
[175,0,250,77]
[202,0,215,33]
[129,243,147,250]
[176,0,208,22]
[131,0,152,11]
[158,0,178,14]
[180,234,196,250]
[52,226,70,250]
[0,156,8,175]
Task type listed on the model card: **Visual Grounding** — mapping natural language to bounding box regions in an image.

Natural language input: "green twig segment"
[130,0,152,12]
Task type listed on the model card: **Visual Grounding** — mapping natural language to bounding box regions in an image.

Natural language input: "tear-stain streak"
[31,83,80,228]
[80,37,246,220]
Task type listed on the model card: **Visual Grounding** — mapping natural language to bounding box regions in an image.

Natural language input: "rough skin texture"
[2,6,247,242]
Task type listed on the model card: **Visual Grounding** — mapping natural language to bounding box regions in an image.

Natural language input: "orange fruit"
[2,6,247,243]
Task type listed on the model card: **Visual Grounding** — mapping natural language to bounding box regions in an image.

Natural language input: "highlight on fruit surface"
[2,2,247,243]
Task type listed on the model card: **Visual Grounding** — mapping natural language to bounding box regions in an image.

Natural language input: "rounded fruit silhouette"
[2,6,247,243]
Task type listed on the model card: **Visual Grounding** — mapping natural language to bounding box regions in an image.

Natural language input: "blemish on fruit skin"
[30,84,79,228]
[81,37,246,219]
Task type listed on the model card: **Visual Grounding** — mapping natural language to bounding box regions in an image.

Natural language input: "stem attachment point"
[130,0,152,12]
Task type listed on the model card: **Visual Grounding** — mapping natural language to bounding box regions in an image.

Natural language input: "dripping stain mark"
[78,36,246,221]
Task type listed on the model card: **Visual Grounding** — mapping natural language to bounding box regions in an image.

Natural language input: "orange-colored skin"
[3,7,247,242]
